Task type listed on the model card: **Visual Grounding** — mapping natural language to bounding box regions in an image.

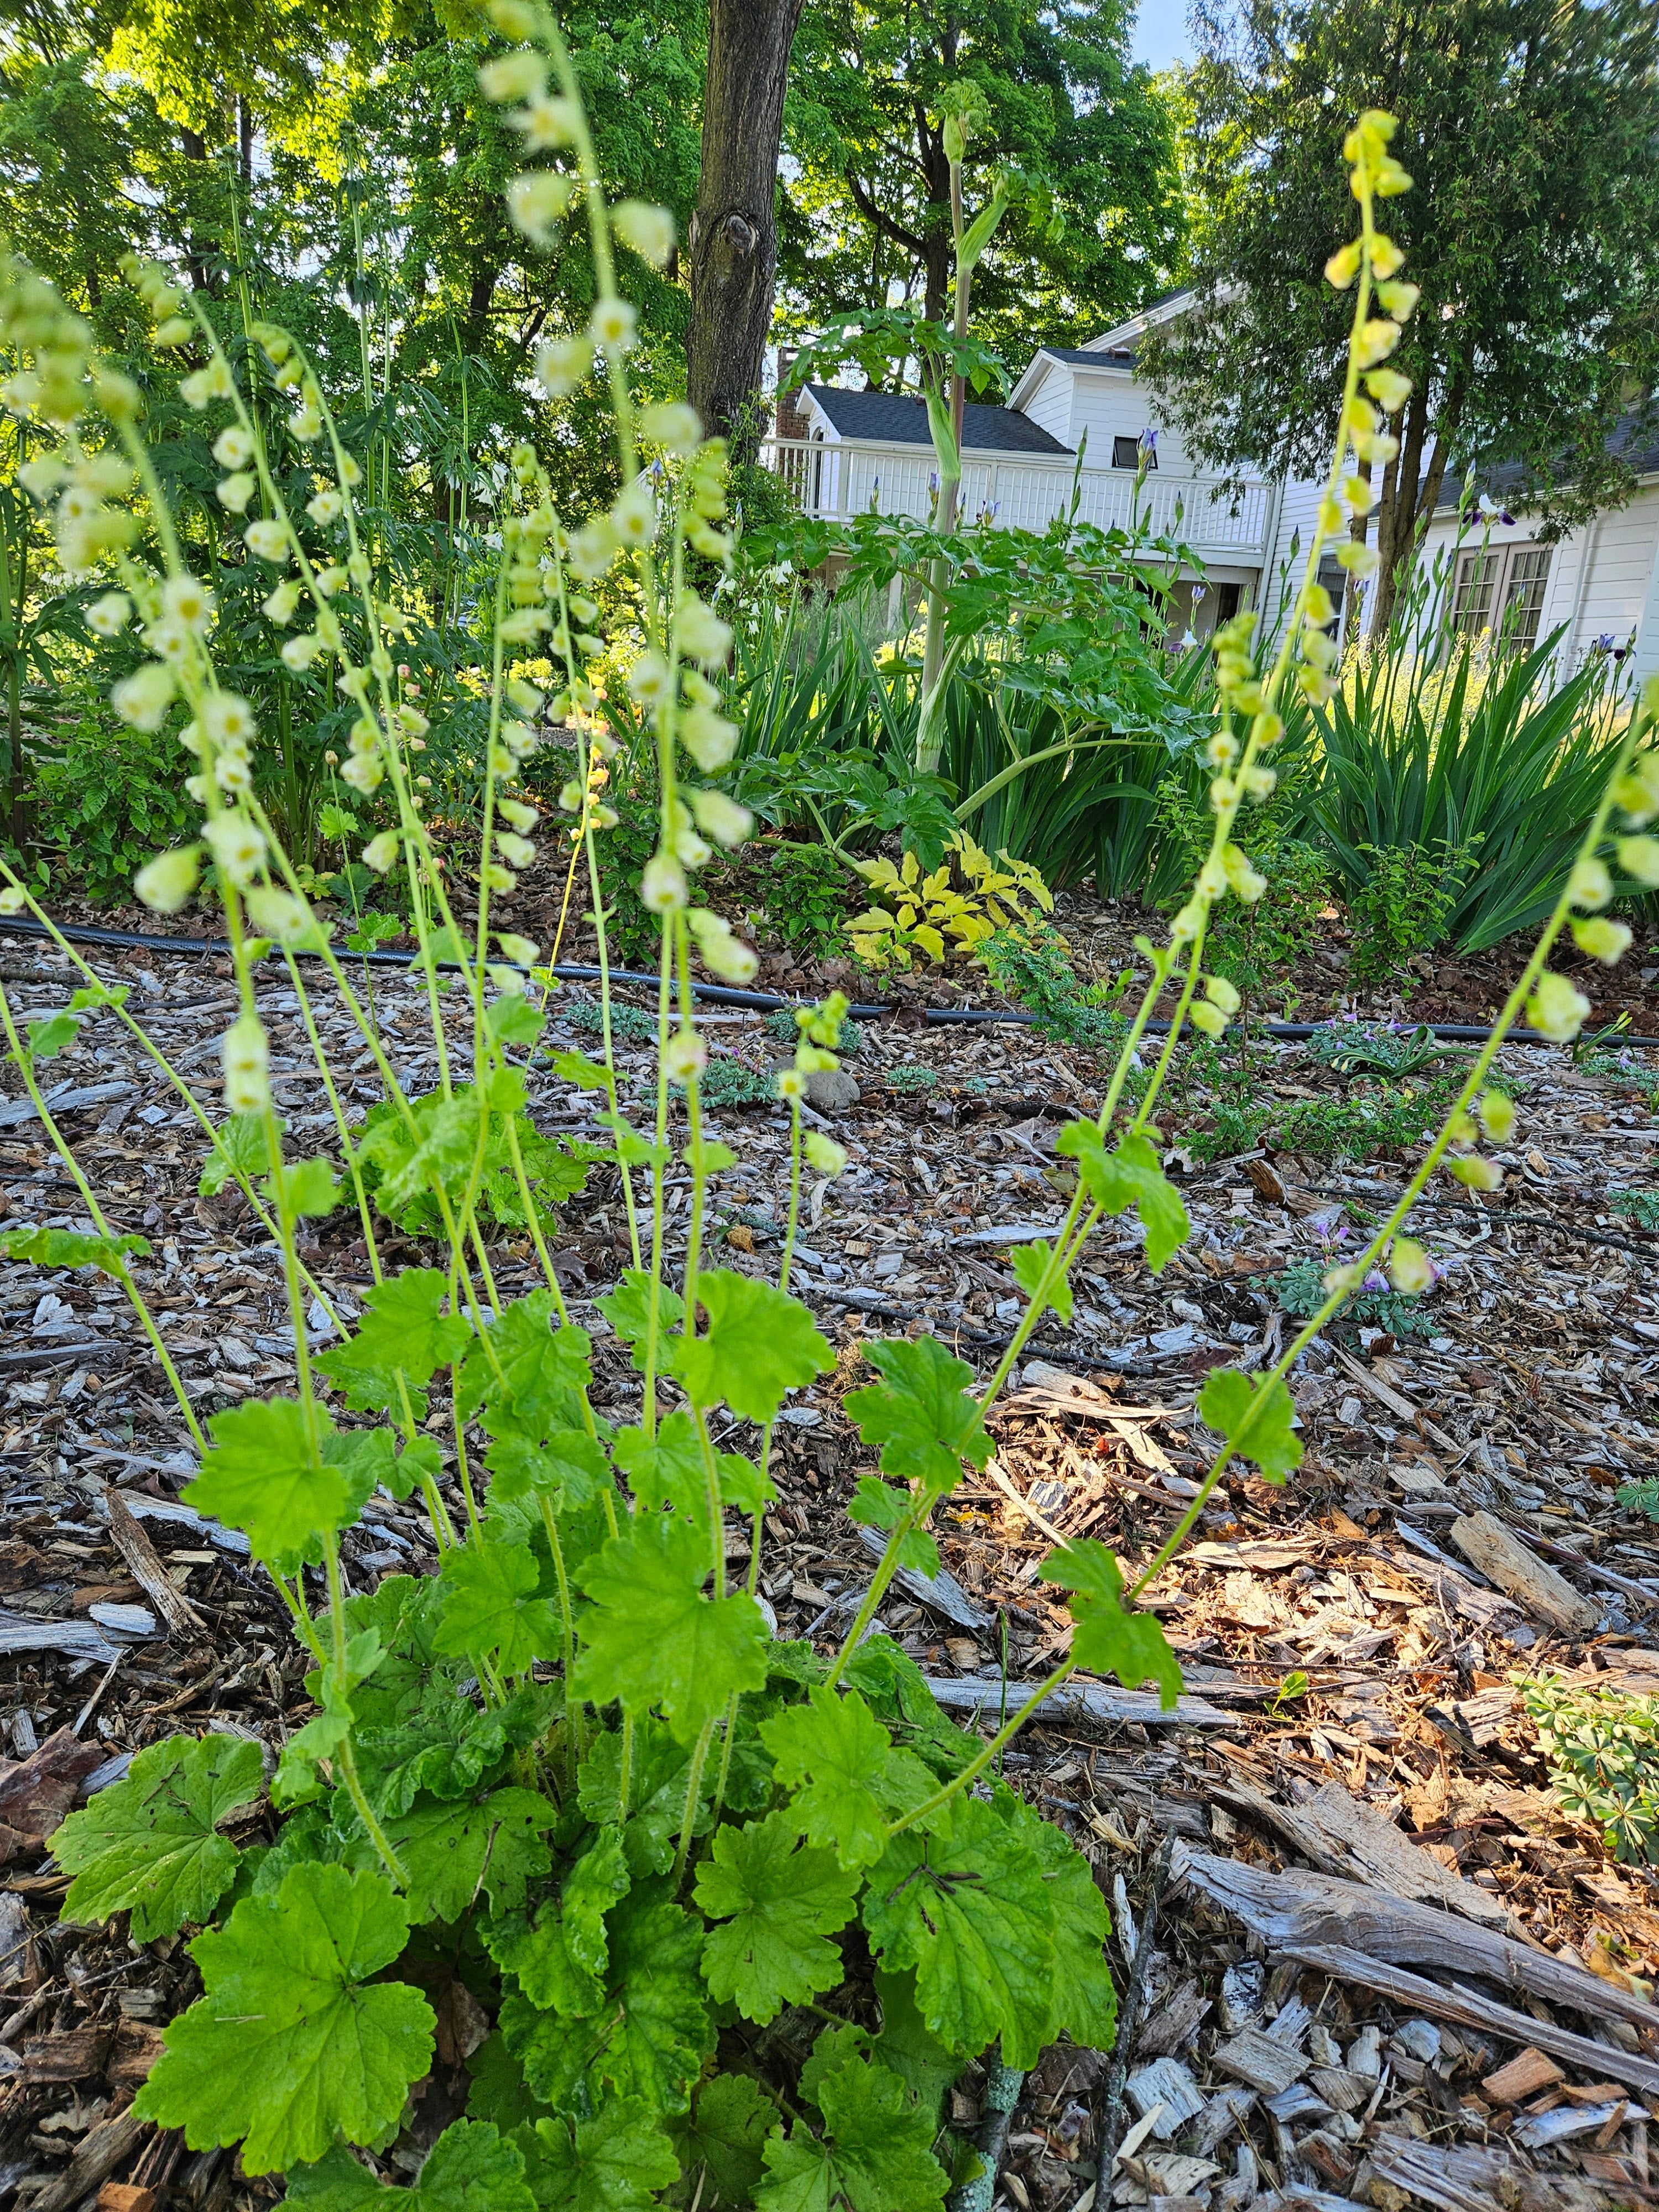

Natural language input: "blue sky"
[1130,0,1196,71]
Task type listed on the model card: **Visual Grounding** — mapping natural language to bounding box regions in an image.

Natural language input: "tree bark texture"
[686,0,804,455]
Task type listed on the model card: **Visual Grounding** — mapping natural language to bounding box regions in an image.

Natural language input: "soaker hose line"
[4,915,1657,1049]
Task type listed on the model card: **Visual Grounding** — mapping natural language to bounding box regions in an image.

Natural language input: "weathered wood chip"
[1209,2025,1312,2095]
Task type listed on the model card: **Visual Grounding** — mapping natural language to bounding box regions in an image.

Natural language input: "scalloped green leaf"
[1037,1537,1181,1708]
[184,1399,349,1570]
[1055,1125,1188,1272]
[670,1271,832,1422]
[523,2096,681,2212]
[761,1687,928,1871]
[693,1811,859,2024]
[285,2121,535,2212]
[53,1733,264,1940]
[316,1269,474,1422]
[842,1337,992,1498]
[757,2055,947,2212]
[1197,1365,1302,1483]
[435,1536,562,1677]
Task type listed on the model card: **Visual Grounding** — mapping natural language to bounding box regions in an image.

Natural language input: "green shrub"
[1611,1189,1659,1232]
[1272,1255,1436,1339]
[32,694,199,901]
[978,924,1130,1051]
[1190,1074,1461,1164]
[744,839,854,958]
[1347,836,1482,983]
[1155,773,1328,1016]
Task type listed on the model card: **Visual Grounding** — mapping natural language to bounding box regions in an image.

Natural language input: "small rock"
[804,1067,859,1112]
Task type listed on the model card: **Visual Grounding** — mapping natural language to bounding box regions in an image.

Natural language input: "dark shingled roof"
[1432,410,1659,512]
[802,385,1072,455]
[1032,347,1137,369]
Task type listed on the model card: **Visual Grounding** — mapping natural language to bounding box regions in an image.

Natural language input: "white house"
[765,294,1659,690]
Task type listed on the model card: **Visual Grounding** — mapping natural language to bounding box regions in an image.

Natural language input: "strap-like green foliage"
[693,1810,860,2023]
[573,1515,771,1743]
[1056,1123,1190,1272]
[0,1225,150,1273]
[1197,1365,1304,1481]
[316,1269,474,1421]
[53,1733,264,1940]
[670,1272,833,1421]
[286,2121,536,2212]
[1037,1539,1182,1708]
[762,1688,932,1870]
[134,1862,436,2173]
[843,1337,993,1496]
[758,2051,948,2212]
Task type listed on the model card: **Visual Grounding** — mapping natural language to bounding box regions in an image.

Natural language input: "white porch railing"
[758,435,1270,562]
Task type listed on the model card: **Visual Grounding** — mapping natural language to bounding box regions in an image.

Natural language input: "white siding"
[1258,478,1328,634]
[1062,364,1202,477]
[1019,363,1074,448]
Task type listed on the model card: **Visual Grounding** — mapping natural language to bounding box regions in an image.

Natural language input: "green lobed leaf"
[993,1793,1118,2053]
[184,1399,349,1569]
[199,1112,276,1197]
[1196,1366,1303,1483]
[670,1271,833,1423]
[693,1811,859,2024]
[577,1719,707,1879]
[757,2054,948,2212]
[500,1885,712,2120]
[670,2073,778,2208]
[378,1786,555,1926]
[285,2121,535,2212]
[487,1829,630,2017]
[1010,1239,1072,1325]
[1055,1125,1189,1272]
[846,1478,939,1575]
[457,1294,592,1442]
[597,1269,687,1374]
[572,1512,770,1744]
[435,1536,563,1677]
[133,1862,435,2174]
[53,1733,264,1941]
[316,1270,474,1422]
[356,1683,550,1819]
[523,2096,681,2212]
[1036,1538,1181,1708]
[487,1429,611,1510]
[271,1157,341,1218]
[761,1687,930,1871]
[0,1225,150,1275]
[842,1337,992,1497]
[860,1795,1056,2067]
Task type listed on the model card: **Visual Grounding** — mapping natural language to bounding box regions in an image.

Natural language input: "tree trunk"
[686,0,803,455]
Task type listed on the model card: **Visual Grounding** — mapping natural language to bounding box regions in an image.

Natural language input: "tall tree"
[778,0,1184,361]
[686,0,803,447]
[1139,0,1659,634]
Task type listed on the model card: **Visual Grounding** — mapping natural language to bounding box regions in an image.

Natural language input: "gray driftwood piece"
[0,1609,121,1664]
[0,1081,134,1130]
[1172,1843,1659,2089]
[855,1524,991,1629]
[0,1339,121,1379]
[925,1673,1231,1730]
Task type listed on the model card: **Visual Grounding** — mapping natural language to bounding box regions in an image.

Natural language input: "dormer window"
[1112,434,1156,469]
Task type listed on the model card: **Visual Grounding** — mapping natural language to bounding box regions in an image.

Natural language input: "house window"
[1453,542,1552,651]
[1112,435,1155,470]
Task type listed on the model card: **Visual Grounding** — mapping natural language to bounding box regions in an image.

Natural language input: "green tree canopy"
[778,0,1185,362]
[1139,0,1659,630]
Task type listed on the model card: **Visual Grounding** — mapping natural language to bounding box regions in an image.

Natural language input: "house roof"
[801,384,1072,455]
[1432,410,1659,512]
[1029,346,1137,370]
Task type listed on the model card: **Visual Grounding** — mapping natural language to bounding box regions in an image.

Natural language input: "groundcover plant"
[3,37,1657,2208]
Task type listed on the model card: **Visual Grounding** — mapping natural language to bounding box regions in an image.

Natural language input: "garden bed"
[1,926,1657,2210]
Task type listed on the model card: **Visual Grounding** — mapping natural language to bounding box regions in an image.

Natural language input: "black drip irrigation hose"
[4,912,1659,1050]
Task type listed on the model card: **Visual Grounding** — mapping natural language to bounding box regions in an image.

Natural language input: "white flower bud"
[1449,1154,1503,1192]
[1386,1237,1432,1294]
[1476,1089,1514,1142]
[640,852,687,912]
[204,810,267,888]
[216,472,257,512]
[133,844,201,913]
[340,750,383,794]
[589,298,638,353]
[87,591,131,639]
[1572,915,1631,964]
[611,201,676,268]
[496,932,540,966]
[0,883,25,914]
[640,401,705,456]
[1203,974,1241,1015]
[495,831,536,869]
[221,1014,270,1114]
[1526,970,1591,1042]
[111,662,176,732]
[500,800,539,833]
[775,1066,806,1100]
[202,692,257,747]
[263,580,302,624]
[508,171,577,244]
[306,488,343,525]
[804,1131,848,1177]
[673,592,733,669]
[1188,999,1225,1037]
[244,517,291,564]
[1568,857,1612,909]
[478,49,545,102]
[680,705,739,772]
[244,886,313,944]
[362,831,400,873]
[1616,834,1659,886]
[535,335,594,397]
[686,788,752,848]
[281,633,322,671]
[627,650,672,704]
[662,1029,707,1084]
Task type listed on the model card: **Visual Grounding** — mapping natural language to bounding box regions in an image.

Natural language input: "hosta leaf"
[435,1535,562,1677]
[761,1688,926,1871]
[487,1430,611,1510]
[133,1862,435,2174]
[487,1829,629,2017]
[572,1512,769,1744]
[597,1268,687,1374]
[184,1399,349,1569]
[670,1272,832,1422]
[378,1786,555,1926]
[693,1812,858,2024]
[53,1733,263,1940]
[757,2056,947,2212]
[670,2074,778,2208]
[860,1796,1055,2067]
[457,1295,591,1442]
[524,2096,681,2212]
[1037,1539,1181,1708]
[1196,1366,1302,1482]
[316,1270,473,1422]
[842,1338,991,1497]
[500,1886,711,2119]
[285,2121,535,2212]
[1055,1125,1188,1272]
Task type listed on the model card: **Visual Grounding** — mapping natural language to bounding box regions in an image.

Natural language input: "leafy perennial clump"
[4,61,1657,2212]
